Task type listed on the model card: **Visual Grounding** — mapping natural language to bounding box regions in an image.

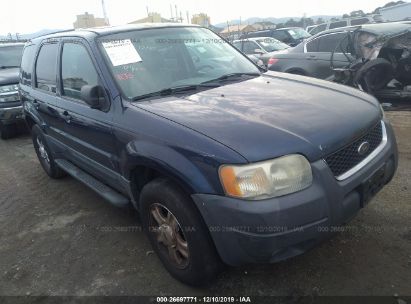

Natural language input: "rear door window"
[317,33,348,52]
[306,38,320,52]
[61,43,99,100]
[35,43,59,93]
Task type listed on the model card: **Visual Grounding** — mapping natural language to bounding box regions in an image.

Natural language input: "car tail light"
[268,58,279,66]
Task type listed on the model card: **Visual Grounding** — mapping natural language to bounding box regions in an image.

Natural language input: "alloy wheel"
[149,203,190,269]
[36,136,50,165]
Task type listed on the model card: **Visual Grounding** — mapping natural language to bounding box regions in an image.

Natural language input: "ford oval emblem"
[358,141,370,155]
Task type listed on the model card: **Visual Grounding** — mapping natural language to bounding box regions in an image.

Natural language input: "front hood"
[134,72,381,162]
[0,68,19,86]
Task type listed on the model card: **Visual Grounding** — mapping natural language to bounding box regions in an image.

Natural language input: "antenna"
[101,0,109,25]
[175,5,178,22]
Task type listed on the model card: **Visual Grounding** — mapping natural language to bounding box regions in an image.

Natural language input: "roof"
[310,21,411,38]
[246,27,304,34]
[31,23,200,41]
[276,27,302,31]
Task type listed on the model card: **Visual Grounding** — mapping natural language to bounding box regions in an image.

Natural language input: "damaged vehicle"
[332,22,411,102]
[21,24,397,286]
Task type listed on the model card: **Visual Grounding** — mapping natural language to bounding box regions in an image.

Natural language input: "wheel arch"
[285,68,308,76]
[123,140,222,210]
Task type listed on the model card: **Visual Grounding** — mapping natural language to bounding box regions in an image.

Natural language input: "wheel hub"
[149,204,189,268]
[36,137,50,164]
[159,224,175,246]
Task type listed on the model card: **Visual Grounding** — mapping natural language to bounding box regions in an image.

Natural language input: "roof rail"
[0,39,27,43]
[31,29,75,39]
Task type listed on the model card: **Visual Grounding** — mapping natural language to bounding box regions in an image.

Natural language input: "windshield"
[98,27,260,100]
[287,28,311,40]
[0,45,24,68]
[256,38,289,52]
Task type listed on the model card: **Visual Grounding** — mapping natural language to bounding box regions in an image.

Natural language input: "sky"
[0,0,396,35]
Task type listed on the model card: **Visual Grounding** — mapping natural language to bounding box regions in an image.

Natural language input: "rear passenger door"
[30,41,68,143]
[56,39,119,187]
[304,32,352,78]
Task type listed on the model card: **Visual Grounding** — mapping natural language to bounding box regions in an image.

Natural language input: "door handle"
[62,111,72,123]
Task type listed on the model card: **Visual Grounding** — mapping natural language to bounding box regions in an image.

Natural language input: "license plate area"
[360,164,386,207]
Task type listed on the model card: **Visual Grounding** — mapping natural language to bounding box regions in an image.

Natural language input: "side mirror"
[80,85,109,111]
[254,48,265,54]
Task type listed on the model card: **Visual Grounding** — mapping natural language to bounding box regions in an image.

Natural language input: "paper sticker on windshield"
[102,39,142,66]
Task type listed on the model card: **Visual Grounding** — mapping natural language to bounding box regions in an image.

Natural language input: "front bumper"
[192,120,398,266]
[0,104,24,125]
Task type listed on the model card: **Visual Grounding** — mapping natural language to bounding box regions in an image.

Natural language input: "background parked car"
[0,42,25,139]
[307,15,382,35]
[241,27,311,46]
[232,37,289,66]
[268,27,355,78]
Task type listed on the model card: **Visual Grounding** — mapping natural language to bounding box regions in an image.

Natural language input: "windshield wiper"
[201,72,261,85]
[0,65,19,69]
[131,83,219,102]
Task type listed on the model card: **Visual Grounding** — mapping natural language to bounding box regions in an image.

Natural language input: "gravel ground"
[0,112,410,297]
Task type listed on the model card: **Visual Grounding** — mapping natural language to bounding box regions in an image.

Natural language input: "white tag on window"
[102,39,142,66]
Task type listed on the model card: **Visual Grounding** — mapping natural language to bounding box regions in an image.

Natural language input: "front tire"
[140,178,222,286]
[32,124,66,179]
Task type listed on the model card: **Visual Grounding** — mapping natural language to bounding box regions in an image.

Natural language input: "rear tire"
[32,124,66,179]
[140,178,222,286]
[354,58,394,92]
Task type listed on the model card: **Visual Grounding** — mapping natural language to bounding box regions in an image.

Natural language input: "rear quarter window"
[20,45,36,86]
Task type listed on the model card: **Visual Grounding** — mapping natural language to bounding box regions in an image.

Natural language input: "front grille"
[325,122,383,178]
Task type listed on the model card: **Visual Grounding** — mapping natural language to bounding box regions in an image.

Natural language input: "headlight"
[0,84,20,102]
[219,154,312,200]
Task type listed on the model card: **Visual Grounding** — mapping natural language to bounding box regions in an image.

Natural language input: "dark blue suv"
[20,24,398,285]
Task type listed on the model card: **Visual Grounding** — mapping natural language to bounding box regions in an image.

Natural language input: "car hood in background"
[134,72,381,163]
[0,67,19,86]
